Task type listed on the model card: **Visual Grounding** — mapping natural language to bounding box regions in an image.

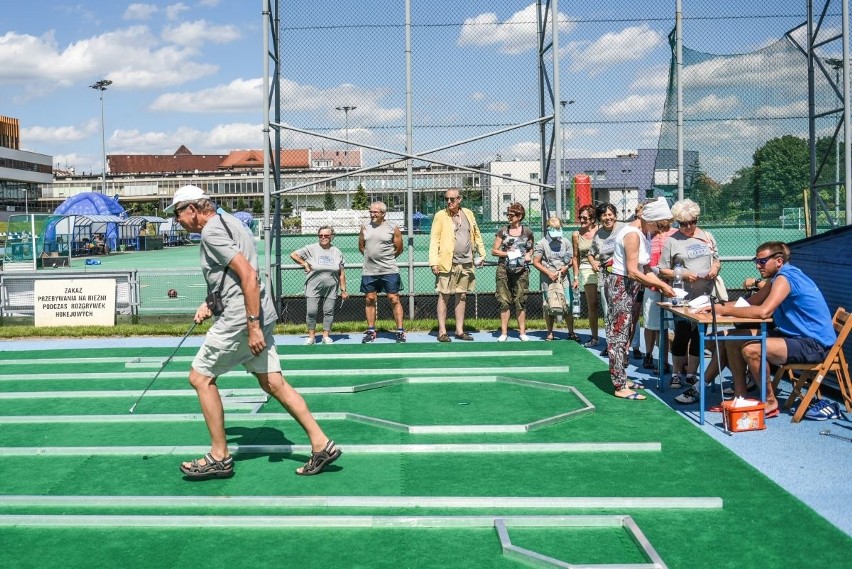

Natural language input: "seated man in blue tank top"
[697,241,836,418]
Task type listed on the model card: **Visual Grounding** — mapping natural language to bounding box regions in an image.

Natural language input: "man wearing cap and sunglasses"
[695,241,835,419]
[166,185,341,480]
[428,189,486,342]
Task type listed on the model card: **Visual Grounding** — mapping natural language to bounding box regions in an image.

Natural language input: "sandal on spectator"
[296,440,342,476]
[179,452,234,480]
[545,333,554,341]
[614,390,646,400]
[454,332,474,341]
[437,334,452,342]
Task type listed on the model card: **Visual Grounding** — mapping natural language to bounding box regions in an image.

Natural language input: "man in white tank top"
[358,201,405,342]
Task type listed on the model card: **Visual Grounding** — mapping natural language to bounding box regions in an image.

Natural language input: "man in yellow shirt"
[428,189,486,342]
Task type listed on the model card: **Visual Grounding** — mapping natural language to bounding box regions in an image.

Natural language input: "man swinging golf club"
[167,185,341,480]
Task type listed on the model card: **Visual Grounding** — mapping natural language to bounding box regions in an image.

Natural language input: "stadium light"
[336,105,357,208]
[89,79,113,193]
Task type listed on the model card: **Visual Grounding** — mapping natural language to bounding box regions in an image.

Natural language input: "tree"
[252,198,263,215]
[323,189,336,211]
[752,135,809,223]
[281,198,294,218]
[352,183,369,210]
[236,197,247,211]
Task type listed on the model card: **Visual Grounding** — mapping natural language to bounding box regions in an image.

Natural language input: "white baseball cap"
[164,185,208,213]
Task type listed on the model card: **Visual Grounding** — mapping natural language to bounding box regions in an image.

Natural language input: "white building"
[484,160,541,221]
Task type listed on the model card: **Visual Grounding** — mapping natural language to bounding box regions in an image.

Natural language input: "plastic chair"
[772,307,852,422]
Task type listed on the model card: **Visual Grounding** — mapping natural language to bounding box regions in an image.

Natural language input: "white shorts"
[642,289,668,331]
[192,322,282,378]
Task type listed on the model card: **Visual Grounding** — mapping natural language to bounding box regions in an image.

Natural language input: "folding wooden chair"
[772,307,852,423]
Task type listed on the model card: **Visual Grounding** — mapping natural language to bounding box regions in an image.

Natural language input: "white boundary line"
[0,350,554,367]
[0,365,570,382]
[0,442,663,456]
[0,495,720,510]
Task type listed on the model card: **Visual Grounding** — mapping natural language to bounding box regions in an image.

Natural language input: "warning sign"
[34,279,116,327]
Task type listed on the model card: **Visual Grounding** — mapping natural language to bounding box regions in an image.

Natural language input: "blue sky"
[0,1,821,178]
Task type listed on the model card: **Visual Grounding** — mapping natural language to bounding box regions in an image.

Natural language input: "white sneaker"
[321,336,334,345]
[519,334,530,342]
[497,334,508,342]
[303,338,316,345]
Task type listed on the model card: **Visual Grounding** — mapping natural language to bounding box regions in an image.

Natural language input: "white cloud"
[568,25,662,75]
[487,101,509,113]
[109,122,263,155]
[198,0,220,7]
[754,99,808,119]
[0,27,221,92]
[149,79,406,125]
[502,141,540,160]
[458,4,574,55]
[161,20,240,47]
[150,77,263,112]
[470,92,485,101]
[166,3,191,21]
[600,94,666,118]
[630,64,670,90]
[686,94,740,115]
[22,120,100,145]
[124,4,158,20]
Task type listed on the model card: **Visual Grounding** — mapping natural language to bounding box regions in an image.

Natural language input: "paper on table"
[734,297,750,308]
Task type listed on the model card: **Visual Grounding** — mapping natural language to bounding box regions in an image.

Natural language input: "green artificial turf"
[0,341,850,568]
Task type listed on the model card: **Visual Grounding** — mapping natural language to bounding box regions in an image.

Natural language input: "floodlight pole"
[89,79,113,194]
[336,105,357,208]
[560,100,574,216]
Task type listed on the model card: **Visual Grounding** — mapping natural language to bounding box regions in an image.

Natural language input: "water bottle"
[672,263,685,305]
[572,290,581,317]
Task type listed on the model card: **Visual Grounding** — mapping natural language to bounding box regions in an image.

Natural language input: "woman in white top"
[604,197,675,400]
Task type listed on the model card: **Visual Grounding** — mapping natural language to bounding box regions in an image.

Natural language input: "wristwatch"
[247,315,261,323]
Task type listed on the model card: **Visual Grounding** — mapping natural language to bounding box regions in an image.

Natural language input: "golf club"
[819,429,852,443]
[129,320,197,413]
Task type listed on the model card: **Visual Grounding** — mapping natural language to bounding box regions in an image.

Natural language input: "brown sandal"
[296,440,342,476]
[179,452,234,480]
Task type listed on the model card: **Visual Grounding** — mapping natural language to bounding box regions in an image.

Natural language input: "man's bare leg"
[184,369,228,466]
[257,371,330,451]
[454,292,467,335]
[437,292,449,336]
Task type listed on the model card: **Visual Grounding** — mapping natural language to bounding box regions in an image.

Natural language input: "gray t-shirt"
[452,211,473,263]
[588,222,624,265]
[295,242,345,298]
[200,213,277,333]
[362,221,399,276]
[534,236,574,287]
[658,230,719,298]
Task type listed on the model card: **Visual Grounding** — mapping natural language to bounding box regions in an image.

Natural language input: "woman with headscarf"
[587,203,623,356]
[533,216,580,341]
[657,199,722,389]
[605,197,675,400]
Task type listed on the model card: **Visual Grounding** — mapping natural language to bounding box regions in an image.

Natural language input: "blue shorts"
[769,330,829,364]
[360,273,402,294]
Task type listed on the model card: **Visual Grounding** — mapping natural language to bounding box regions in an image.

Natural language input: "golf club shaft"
[129,320,198,413]
[820,430,852,442]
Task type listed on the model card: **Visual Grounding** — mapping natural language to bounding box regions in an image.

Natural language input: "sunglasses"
[752,253,781,266]
[369,210,382,214]
[318,234,333,238]
[505,212,517,217]
[679,219,699,228]
[445,196,460,202]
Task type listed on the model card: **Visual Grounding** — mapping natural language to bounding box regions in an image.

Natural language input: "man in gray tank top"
[359,201,405,342]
